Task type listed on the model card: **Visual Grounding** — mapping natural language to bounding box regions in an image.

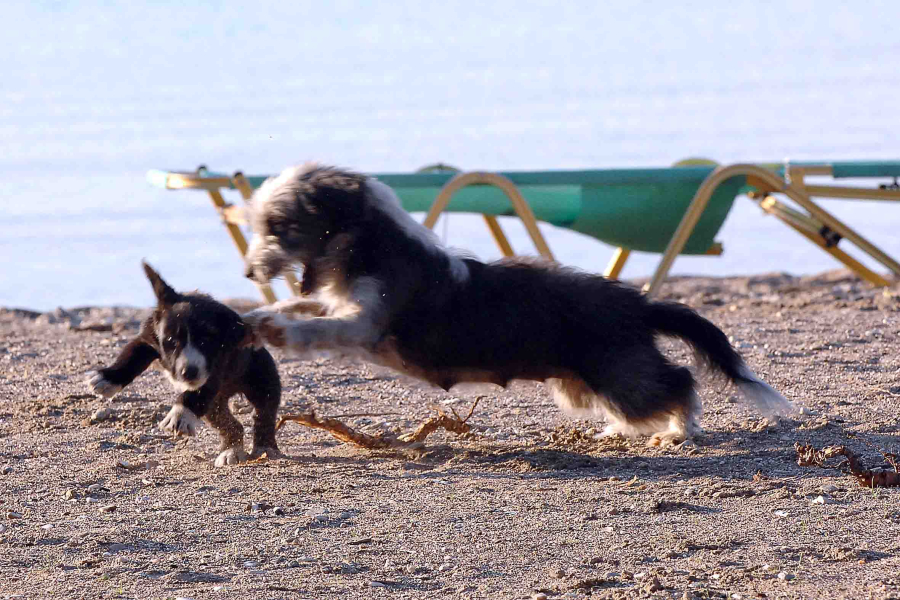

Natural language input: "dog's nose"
[182,365,199,381]
[245,264,256,281]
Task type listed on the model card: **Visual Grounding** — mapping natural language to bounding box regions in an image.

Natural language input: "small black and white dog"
[87,262,282,466]
[241,163,793,446]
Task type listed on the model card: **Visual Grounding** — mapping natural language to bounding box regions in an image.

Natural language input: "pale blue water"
[3,1,900,310]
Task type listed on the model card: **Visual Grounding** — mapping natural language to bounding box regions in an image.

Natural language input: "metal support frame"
[198,169,278,304]
[756,195,890,287]
[156,161,900,303]
[423,171,555,261]
[604,247,631,278]
[644,164,900,297]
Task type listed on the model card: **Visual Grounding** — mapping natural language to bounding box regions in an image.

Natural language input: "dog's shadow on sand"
[271,425,807,485]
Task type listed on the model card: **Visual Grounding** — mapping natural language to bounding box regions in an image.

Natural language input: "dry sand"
[1,270,898,600]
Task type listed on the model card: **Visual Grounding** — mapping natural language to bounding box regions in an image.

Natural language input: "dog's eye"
[162,336,176,350]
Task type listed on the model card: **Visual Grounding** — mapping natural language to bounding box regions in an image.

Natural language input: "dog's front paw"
[242,312,292,349]
[86,370,122,399]
[159,405,202,437]
[214,446,248,467]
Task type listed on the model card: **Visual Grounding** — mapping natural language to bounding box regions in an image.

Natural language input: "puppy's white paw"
[86,370,122,399]
[214,446,248,467]
[159,405,202,437]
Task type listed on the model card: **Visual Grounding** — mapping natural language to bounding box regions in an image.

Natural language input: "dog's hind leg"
[574,348,701,447]
[242,350,283,459]
[204,397,248,467]
[87,337,160,398]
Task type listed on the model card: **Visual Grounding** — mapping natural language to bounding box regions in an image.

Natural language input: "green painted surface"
[829,162,900,178]
[571,176,744,254]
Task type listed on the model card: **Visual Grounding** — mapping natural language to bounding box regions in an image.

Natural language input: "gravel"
[0,270,899,599]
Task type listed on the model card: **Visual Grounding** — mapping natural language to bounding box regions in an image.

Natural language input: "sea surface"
[3,1,900,310]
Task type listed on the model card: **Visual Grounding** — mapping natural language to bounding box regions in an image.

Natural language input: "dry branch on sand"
[795,443,900,488]
[275,399,480,449]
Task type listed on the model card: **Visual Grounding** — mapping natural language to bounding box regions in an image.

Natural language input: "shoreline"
[3,268,894,317]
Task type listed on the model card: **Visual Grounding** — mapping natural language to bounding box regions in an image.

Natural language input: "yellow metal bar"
[645,163,900,297]
[424,171,554,261]
[233,172,302,296]
[783,186,900,277]
[206,188,277,304]
[166,173,235,190]
[482,215,515,257]
[758,197,821,234]
[603,247,631,279]
[761,200,890,287]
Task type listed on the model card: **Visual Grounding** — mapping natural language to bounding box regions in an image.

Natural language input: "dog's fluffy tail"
[646,301,794,417]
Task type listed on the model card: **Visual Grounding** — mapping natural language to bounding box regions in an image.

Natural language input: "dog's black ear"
[142,261,180,306]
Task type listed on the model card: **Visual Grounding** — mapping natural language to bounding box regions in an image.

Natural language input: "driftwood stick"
[276,398,480,449]
[795,443,900,488]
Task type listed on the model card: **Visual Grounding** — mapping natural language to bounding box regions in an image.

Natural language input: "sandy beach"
[1,270,899,600]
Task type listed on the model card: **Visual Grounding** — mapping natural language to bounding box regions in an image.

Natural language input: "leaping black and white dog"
[241,163,793,446]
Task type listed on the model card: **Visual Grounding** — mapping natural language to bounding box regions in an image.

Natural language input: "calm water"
[3,1,900,310]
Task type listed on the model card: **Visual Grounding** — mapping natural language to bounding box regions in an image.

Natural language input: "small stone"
[41,524,53,530]
[811,495,826,505]
[0,523,7,534]
[438,563,453,572]
[643,576,663,593]
[273,506,285,516]
[99,505,116,513]
[1,466,11,475]
[6,511,22,519]
[288,560,300,568]
[369,581,387,588]
[778,571,795,581]
[549,567,566,579]
[91,407,113,423]
[243,560,259,568]
[821,484,839,494]
[532,594,549,600]
[64,489,78,500]
[87,484,104,493]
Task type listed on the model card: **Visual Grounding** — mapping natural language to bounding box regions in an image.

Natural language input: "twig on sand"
[794,443,900,488]
[276,398,480,449]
